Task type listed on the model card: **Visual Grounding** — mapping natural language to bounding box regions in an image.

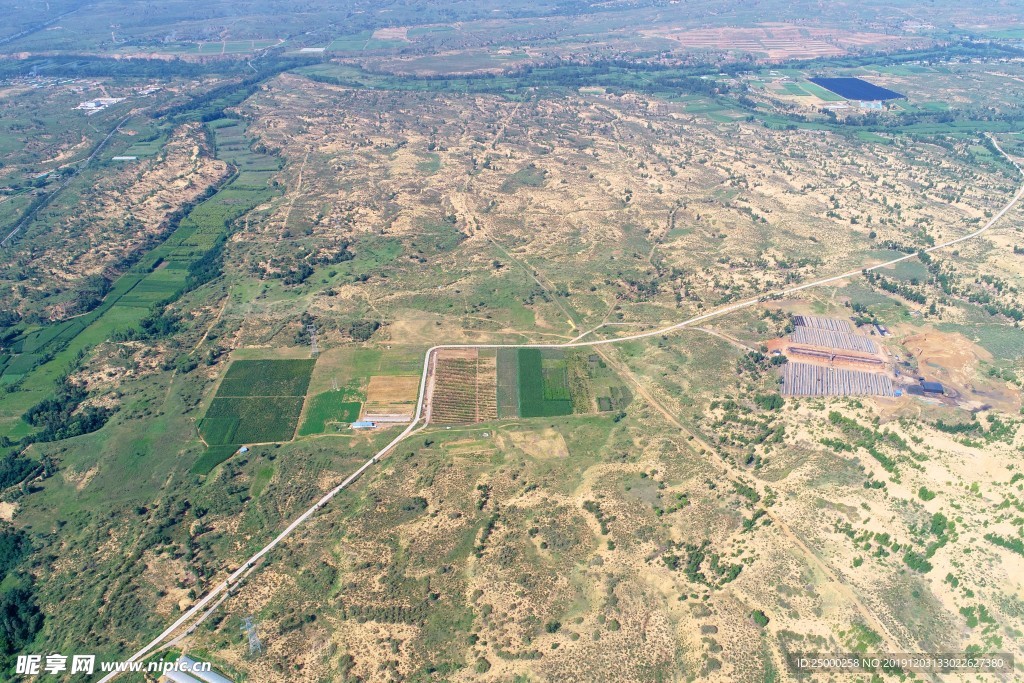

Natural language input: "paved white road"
[94,136,1023,681]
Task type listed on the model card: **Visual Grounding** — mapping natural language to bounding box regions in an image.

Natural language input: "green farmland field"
[298,393,362,435]
[216,359,315,397]
[200,396,305,445]
[516,349,574,418]
[190,445,241,475]
[199,358,316,445]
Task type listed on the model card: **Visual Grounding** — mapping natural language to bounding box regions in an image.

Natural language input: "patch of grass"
[250,466,274,497]
[299,393,362,435]
[190,445,239,475]
[500,164,546,193]
[416,152,441,174]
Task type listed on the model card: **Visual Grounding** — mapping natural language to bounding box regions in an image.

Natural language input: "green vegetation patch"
[408,25,455,37]
[517,349,574,418]
[938,322,1024,359]
[201,396,304,444]
[216,359,315,397]
[327,31,405,52]
[585,353,630,414]
[191,445,240,475]
[197,417,239,446]
[299,393,362,435]
[799,81,847,102]
[500,163,546,193]
[416,152,441,174]
[199,358,316,445]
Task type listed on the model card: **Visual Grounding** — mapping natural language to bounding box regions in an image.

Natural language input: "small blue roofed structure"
[351,421,376,429]
[921,381,944,394]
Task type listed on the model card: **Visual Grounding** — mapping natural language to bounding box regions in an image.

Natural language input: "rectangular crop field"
[496,348,520,418]
[298,392,362,435]
[781,82,810,96]
[216,359,315,397]
[199,358,316,445]
[430,349,498,424]
[517,349,574,418]
[798,81,847,101]
[201,396,305,444]
[363,375,419,420]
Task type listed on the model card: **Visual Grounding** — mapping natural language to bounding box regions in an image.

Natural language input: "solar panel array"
[791,326,877,354]
[782,362,894,397]
[793,315,852,333]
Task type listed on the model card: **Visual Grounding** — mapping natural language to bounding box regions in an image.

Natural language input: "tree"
[754,393,784,411]
[345,320,380,342]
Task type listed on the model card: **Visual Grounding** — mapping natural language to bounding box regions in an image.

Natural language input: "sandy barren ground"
[154,75,1024,681]
[218,74,1013,350]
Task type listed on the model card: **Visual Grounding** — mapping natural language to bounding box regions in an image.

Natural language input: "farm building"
[921,381,944,394]
[162,670,201,683]
[178,657,235,683]
[361,413,412,423]
[351,421,376,429]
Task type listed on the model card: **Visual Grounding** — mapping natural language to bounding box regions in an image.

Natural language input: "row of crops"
[430,352,498,424]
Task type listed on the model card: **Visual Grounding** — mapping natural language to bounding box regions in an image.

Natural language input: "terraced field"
[0,117,280,441]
